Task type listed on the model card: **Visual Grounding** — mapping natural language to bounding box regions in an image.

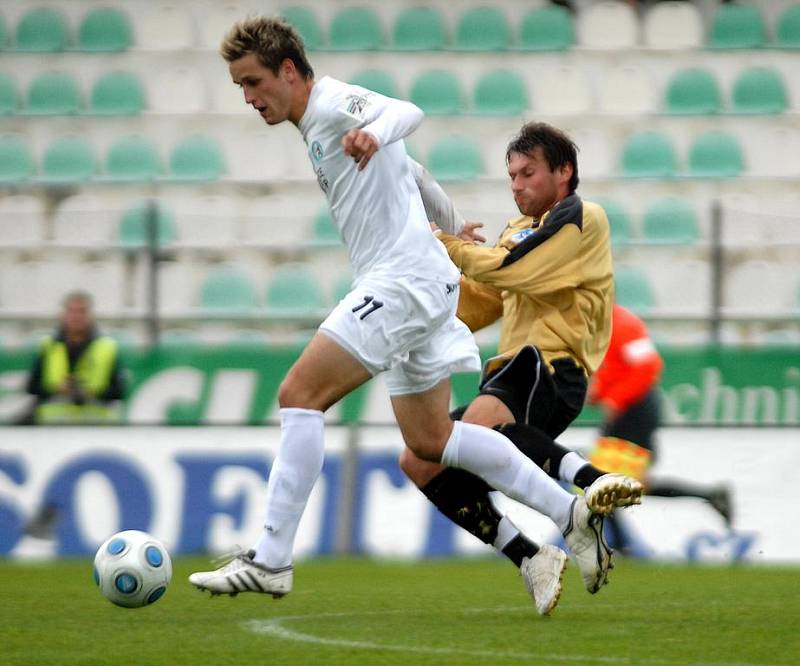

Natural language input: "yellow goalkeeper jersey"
[438,194,613,377]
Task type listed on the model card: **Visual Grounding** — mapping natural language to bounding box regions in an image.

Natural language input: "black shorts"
[469,345,587,439]
[602,388,661,453]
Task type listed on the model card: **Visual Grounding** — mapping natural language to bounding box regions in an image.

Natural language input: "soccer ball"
[93,530,172,608]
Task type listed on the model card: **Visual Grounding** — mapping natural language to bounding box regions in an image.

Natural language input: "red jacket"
[589,304,663,412]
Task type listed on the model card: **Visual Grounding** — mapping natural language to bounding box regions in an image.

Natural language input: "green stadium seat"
[473,69,528,116]
[0,12,8,49]
[349,69,399,98]
[687,131,744,179]
[473,69,527,116]
[620,132,678,178]
[77,7,132,52]
[427,135,483,182]
[0,74,19,115]
[642,197,699,244]
[41,136,95,183]
[519,6,574,51]
[453,7,510,51]
[776,5,800,48]
[118,201,176,249]
[104,135,161,182]
[26,72,81,115]
[89,71,145,115]
[15,7,69,52]
[280,6,323,50]
[0,135,34,182]
[200,266,258,312]
[731,67,788,115]
[328,7,382,51]
[392,7,446,50]
[169,136,225,182]
[614,266,655,313]
[409,70,464,116]
[593,197,633,245]
[265,263,325,315]
[664,68,722,115]
[311,208,340,246]
[709,4,765,49]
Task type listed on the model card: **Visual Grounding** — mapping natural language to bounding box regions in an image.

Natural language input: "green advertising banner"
[1,344,798,425]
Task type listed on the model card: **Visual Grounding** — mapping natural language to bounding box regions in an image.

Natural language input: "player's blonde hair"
[220,16,314,79]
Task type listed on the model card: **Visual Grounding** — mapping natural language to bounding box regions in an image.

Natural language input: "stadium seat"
[614,266,655,312]
[0,74,19,115]
[593,197,633,245]
[103,135,161,182]
[0,12,7,49]
[118,200,177,249]
[328,7,382,51]
[0,135,34,182]
[265,263,326,316]
[453,7,510,51]
[534,64,591,114]
[664,68,722,115]
[578,1,638,49]
[25,72,81,115]
[723,260,790,314]
[709,3,765,49]
[518,5,574,51]
[598,64,656,115]
[392,7,446,50]
[15,7,69,52]
[40,136,95,183]
[172,194,237,248]
[311,208,340,246]
[620,132,677,178]
[687,131,744,179]
[427,135,483,182]
[473,69,528,116]
[0,194,46,247]
[199,3,248,49]
[642,198,699,244]
[89,71,145,115]
[168,136,225,181]
[280,6,324,50]
[409,70,464,115]
[642,1,703,49]
[151,67,207,113]
[200,265,258,312]
[746,127,800,178]
[136,4,194,50]
[77,7,132,52]
[776,4,800,48]
[731,67,788,115]
[349,69,399,98]
[52,194,117,247]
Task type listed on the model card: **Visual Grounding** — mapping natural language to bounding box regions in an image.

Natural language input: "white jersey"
[298,76,459,284]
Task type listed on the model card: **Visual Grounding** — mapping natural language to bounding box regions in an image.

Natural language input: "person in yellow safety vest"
[25,291,125,424]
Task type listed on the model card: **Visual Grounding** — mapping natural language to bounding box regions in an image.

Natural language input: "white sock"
[440,421,573,533]
[559,451,590,485]
[253,407,325,569]
[493,515,521,552]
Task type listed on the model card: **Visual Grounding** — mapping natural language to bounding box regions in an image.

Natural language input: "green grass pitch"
[2,556,797,665]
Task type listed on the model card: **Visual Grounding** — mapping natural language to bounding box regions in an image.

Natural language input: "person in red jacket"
[588,304,732,549]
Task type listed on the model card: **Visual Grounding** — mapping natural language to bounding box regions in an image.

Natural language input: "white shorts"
[319,274,480,395]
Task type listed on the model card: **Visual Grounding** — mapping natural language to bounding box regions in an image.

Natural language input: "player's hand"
[458,221,486,244]
[342,129,379,171]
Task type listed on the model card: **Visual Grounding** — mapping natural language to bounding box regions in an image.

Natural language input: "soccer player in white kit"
[189,16,612,615]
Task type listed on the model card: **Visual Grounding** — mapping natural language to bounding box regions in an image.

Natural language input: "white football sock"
[253,407,325,569]
[440,421,573,533]
[493,515,521,552]
[559,451,589,485]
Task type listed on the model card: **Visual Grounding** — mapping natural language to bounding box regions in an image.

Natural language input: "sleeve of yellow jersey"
[456,276,503,332]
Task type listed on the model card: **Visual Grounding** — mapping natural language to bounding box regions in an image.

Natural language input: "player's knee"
[277,376,314,409]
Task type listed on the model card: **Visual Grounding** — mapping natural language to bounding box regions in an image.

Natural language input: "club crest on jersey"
[510,228,535,243]
[311,141,324,161]
[346,94,370,117]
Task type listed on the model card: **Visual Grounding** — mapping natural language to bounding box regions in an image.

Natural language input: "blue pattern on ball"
[93,567,100,586]
[145,545,163,567]
[115,573,138,594]
[107,538,126,555]
[147,587,166,604]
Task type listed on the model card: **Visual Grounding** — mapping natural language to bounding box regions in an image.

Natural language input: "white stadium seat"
[578,1,639,49]
[643,1,704,49]
[0,195,46,247]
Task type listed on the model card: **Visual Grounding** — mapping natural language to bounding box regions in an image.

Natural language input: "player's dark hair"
[506,122,579,193]
[220,16,314,79]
